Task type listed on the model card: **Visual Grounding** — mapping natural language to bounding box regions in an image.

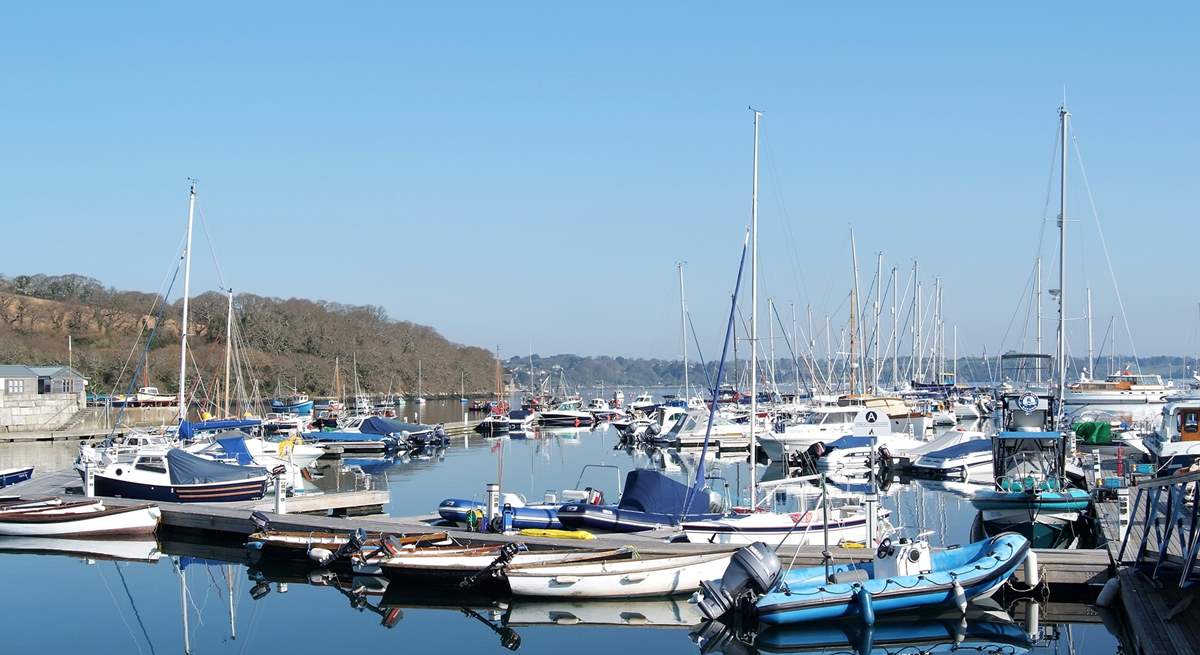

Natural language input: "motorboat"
[586,398,623,421]
[0,466,33,488]
[757,406,859,462]
[0,500,160,536]
[1064,370,1171,423]
[538,400,596,428]
[474,413,512,436]
[133,386,177,405]
[814,410,929,473]
[1142,399,1200,474]
[694,533,1031,625]
[629,393,657,414]
[83,447,270,503]
[909,438,994,481]
[556,469,723,533]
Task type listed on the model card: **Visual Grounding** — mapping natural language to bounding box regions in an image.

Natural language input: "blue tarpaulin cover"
[166,448,266,485]
[215,434,256,466]
[360,416,434,436]
[617,469,709,515]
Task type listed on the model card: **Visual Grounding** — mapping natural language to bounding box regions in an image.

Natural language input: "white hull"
[506,552,731,598]
[357,548,618,574]
[0,504,160,537]
[0,535,161,561]
[684,510,876,547]
[504,598,702,627]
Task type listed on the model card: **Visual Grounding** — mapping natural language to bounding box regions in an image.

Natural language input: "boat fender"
[952,579,967,614]
[308,547,334,566]
[856,587,875,625]
[1024,550,1040,588]
[1096,576,1121,607]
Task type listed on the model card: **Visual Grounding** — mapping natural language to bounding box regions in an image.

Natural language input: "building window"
[6,379,24,394]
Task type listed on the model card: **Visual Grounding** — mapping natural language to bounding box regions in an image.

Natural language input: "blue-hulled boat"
[556,469,722,533]
[89,448,269,502]
[695,532,1030,626]
[0,466,33,488]
[438,498,562,530]
[693,603,1033,654]
[270,392,314,416]
[359,416,447,448]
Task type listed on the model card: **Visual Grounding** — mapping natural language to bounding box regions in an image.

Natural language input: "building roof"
[28,365,87,379]
[0,365,87,380]
[0,365,37,378]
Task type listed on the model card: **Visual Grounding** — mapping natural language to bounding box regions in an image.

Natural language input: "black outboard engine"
[695,541,782,620]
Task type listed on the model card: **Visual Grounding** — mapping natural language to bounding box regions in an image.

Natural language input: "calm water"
[0,398,1123,653]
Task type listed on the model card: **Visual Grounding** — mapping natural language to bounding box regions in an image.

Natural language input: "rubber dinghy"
[695,532,1030,625]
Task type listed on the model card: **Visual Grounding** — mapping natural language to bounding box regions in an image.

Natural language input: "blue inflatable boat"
[438,498,563,530]
[695,532,1030,626]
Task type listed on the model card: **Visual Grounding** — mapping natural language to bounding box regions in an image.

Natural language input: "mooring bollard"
[272,465,288,514]
[486,483,501,523]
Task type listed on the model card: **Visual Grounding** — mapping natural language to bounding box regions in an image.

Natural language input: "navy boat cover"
[617,469,709,515]
[178,418,262,439]
[166,448,267,485]
[360,417,435,436]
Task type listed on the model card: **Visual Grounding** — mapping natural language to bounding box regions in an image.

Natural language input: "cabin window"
[1182,412,1200,434]
[135,457,166,474]
[5,379,24,394]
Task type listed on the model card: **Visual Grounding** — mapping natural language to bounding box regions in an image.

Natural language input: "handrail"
[1133,469,1200,489]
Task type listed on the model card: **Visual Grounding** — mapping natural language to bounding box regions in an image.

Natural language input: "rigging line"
[95,565,146,655]
[1072,134,1142,373]
[770,300,813,395]
[195,203,228,292]
[994,263,1039,367]
[685,310,715,391]
[113,561,158,655]
[107,266,181,437]
[108,236,188,398]
[761,138,815,319]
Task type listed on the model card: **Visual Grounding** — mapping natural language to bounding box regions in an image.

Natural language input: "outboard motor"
[695,542,782,620]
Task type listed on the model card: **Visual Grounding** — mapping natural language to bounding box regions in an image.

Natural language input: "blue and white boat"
[695,532,1031,625]
[270,392,314,416]
[0,466,33,488]
[359,416,447,448]
[438,496,563,530]
[86,447,269,503]
[909,438,993,481]
[557,469,723,533]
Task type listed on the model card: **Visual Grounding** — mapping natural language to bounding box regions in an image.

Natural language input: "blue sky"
[2,3,1196,360]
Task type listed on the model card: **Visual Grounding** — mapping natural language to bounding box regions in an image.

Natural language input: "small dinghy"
[358,543,631,590]
[0,466,33,488]
[695,532,1031,625]
[505,550,733,598]
[438,495,565,531]
[0,500,160,537]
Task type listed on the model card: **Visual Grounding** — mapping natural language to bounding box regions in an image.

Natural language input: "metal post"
[274,475,286,514]
[749,107,761,509]
[1057,105,1070,427]
[178,181,197,422]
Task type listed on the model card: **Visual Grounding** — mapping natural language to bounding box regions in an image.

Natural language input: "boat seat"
[828,569,869,585]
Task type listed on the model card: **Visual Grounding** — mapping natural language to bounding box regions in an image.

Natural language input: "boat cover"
[179,418,262,439]
[360,416,434,436]
[825,435,876,450]
[215,434,256,466]
[306,431,389,443]
[166,448,266,485]
[618,469,709,515]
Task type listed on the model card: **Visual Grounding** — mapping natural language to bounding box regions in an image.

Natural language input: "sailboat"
[681,111,889,547]
[969,106,1091,548]
[416,360,427,405]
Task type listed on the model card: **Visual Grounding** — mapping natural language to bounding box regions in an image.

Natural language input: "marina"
[4,4,1199,653]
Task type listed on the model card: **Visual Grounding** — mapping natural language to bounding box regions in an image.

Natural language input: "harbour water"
[0,396,1123,653]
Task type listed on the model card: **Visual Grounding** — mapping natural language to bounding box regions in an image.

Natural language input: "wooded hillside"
[0,274,499,397]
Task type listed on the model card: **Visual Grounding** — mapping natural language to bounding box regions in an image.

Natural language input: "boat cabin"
[1144,401,1200,472]
[989,431,1068,491]
[998,389,1056,432]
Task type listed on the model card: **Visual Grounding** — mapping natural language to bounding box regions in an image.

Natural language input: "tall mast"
[849,229,861,394]
[1057,104,1070,424]
[935,277,943,383]
[873,252,882,394]
[223,287,233,417]
[678,262,689,398]
[1036,257,1043,383]
[768,298,776,392]
[953,324,959,384]
[1086,287,1094,379]
[792,303,800,396]
[891,267,898,388]
[824,315,832,391]
[749,107,761,508]
[177,181,196,422]
[914,263,922,384]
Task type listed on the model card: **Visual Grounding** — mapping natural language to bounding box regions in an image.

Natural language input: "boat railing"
[1118,468,1200,588]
